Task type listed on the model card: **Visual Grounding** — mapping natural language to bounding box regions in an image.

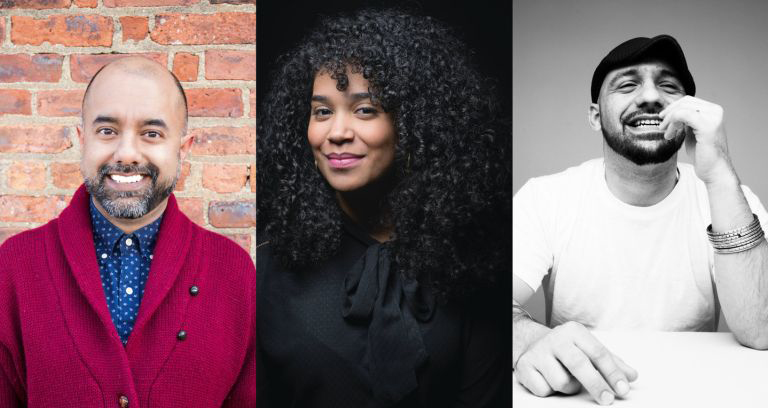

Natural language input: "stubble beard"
[84,159,180,219]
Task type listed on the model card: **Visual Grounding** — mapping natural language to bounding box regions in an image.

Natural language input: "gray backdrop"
[513,0,768,331]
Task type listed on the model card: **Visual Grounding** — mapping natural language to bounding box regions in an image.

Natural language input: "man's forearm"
[512,303,550,368]
[706,169,768,349]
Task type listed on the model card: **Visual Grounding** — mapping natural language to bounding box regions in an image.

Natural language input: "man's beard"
[84,161,179,219]
[602,122,685,166]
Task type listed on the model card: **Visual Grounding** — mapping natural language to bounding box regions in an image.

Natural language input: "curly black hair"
[257,7,511,300]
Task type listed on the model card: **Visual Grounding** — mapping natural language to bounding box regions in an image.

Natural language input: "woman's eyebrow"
[311,93,372,103]
[349,92,372,102]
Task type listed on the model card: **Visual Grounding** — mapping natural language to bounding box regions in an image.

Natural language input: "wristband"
[707,214,765,254]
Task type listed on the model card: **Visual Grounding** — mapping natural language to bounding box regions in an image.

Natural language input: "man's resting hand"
[515,321,638,405]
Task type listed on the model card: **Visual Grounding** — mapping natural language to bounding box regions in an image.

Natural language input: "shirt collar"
[89,198,163,258]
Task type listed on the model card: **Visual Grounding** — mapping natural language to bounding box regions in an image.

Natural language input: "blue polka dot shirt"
[90,199,162,346]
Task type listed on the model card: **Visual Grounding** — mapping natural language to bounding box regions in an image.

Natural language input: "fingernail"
[600,391,615,405]
[616,380,629,395]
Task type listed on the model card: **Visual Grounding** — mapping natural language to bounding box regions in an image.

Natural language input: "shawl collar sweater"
[0,185,256,407]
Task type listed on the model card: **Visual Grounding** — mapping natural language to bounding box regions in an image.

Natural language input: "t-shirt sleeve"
[513,179,554,294]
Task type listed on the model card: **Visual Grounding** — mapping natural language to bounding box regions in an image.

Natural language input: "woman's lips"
[326,153,364,169]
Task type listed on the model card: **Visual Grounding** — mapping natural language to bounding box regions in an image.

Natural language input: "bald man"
[0,57,255,407]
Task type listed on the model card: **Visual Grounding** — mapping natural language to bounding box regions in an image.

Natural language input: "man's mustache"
[623,109,663,124]
[96,163,160,184]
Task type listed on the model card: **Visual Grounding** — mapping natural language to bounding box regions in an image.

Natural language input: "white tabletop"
[513,331,768,407]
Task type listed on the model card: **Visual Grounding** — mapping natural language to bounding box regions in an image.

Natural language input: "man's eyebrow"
[92,116,168,129]
[608,68,682,88]
[93,115,119,125]
[608,68,639,87]
[658,69,682,82]
[142,119,168,129]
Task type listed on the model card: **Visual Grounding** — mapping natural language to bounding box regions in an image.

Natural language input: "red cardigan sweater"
[0,186,255,407]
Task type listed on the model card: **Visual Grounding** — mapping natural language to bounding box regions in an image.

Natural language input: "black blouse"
[257,220,509,407]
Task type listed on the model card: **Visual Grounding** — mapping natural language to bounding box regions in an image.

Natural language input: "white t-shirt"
[513,158,768,331]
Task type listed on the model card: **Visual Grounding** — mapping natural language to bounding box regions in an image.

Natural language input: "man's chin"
[106,195,146,206]
[603,131,683,165]
[102,188,150,200]
[97,196,149,218]
[633,138,667,150]
[620,147,678,166]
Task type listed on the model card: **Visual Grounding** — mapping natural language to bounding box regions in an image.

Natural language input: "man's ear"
[588,103,602,131]
[179,133,194,162]
[76,125,84,146]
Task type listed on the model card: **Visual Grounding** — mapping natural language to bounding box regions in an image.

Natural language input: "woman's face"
[308,70,396,192]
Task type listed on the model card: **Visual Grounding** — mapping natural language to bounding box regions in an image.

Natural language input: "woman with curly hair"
[257,7,511,407]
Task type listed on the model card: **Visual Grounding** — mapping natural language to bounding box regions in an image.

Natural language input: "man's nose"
[113,133,142,164]
[327,115,355,144]
[634,82,664,108]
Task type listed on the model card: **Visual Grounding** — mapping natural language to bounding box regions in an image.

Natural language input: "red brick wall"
[0,2,256,258]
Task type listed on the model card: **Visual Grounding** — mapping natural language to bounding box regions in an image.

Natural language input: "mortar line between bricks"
[61,54,74,82]
[0,222,52,228]
[111,12,121,50]
[44,160,53,188]
[240,84,250,117]
[202,197,210,225]
[195,48,205,81]
[2,6,255,18]
[0,45,256,55]
[29,91,38,115]
[146,7,156,31]
[193,191,255,198]
[3,16,9,47]
[165,49,173,70]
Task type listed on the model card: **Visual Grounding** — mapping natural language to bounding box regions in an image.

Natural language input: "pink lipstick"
[326,153,364,169]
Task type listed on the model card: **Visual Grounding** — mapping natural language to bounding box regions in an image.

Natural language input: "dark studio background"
[256,0,512,405]
[256,0,512,118]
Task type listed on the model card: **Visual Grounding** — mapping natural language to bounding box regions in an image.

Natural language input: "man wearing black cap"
[512,35,768,405]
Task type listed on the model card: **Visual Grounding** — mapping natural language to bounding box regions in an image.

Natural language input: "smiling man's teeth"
[110,174,143,183]
[634,119,661,127]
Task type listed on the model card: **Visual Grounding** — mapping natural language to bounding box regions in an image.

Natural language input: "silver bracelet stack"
[707,214,765,254]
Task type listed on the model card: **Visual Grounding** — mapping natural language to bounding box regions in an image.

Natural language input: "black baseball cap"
[591,34,695,103]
